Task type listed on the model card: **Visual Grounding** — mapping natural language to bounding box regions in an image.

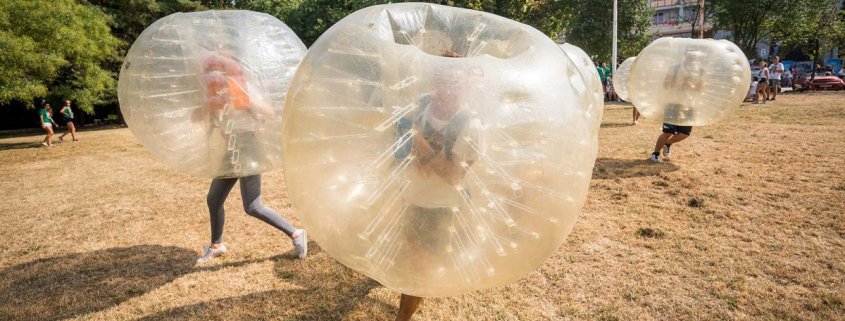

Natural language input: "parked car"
[793,72,845,91]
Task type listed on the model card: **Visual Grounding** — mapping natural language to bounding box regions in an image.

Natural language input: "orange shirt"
[202,55,251,110]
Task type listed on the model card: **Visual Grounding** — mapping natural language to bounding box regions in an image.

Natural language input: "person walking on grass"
[768,56,784,101]
[650,124,691,162]
[39,103,56,147]
[194,49,307,264]
[756,61,769,104]
[649,50,705,162]
[632,107,641,125]
[393,50,483,321]
[58,100,79,142]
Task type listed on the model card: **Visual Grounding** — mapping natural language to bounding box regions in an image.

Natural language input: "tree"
[773,0,844,75]
[0,0,121,112]
[83,0,205,45]
[418,0,571,39]
[235,0,570,46]
[563,0,653,63]
[708,0,803,58]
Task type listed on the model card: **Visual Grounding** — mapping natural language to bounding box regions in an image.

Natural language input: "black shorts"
[65,119,74,126]
[758,77,767,84]
[662,123,692,135]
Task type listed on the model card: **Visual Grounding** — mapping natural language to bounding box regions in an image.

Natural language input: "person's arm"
[248,100,275,117]
[47,111,57,127]
[428,118,482,184]
[412,124,436,163]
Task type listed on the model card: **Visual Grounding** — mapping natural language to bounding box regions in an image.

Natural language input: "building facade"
[648,0,712,38]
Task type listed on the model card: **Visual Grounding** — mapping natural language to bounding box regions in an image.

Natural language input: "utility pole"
[612,0,618,73]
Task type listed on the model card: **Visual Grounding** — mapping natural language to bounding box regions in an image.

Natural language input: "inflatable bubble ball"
[559,43,605,127]
[627,38,751,126]
[282,3,602,297]
[613,57,636,102]
[118,10,306,178]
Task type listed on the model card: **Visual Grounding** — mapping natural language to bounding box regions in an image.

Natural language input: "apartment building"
[648,0,711,38]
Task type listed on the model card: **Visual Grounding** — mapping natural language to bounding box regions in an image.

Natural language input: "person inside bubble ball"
[194,48,307,264]
[650,49,706,162]
[392,50,484,321]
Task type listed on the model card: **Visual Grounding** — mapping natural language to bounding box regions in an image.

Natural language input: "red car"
[793,73,845,91]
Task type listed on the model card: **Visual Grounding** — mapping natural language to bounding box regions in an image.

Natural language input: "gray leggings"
[207,174,294,244]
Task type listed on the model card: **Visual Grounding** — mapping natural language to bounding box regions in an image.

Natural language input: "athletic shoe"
[58,137,64,143]
[196,243,227,264]
[41,142,48,147]
[662,145,671,158]
[292,229,308,259]
[649,153,661,163]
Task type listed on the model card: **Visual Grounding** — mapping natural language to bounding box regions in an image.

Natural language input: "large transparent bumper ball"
[613,57,636,102]
[283,3,601,297]
[118,10,306,178]
[558,43,605,128]
[627,38,750,126]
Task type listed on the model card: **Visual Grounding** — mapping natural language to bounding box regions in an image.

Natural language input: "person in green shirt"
[38,103,56,147]
[58,100,79,142]
[597,62,611,99]
[596,62,607,84]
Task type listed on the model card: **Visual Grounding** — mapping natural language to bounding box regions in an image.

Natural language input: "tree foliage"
[240,0,390,47]
[234,0,569,47]
[773,0,845,63]
[420,0,570,39]
[708,0,800,58]
[0,0,121,112]
[563,0,653,63]
[83,0,205,44]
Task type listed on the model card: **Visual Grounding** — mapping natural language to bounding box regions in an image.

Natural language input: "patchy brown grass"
[1,91,843,320]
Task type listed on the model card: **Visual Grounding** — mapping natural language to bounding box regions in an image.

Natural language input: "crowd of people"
[746,56,786,104]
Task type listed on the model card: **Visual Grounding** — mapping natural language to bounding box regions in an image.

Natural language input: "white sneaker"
[649,153,661,163]
[292,229,308,259]
[662,145,671,158]
[196,243,227,264]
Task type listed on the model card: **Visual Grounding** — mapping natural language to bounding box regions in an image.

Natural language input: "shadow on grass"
[0,244,286,321]
[137,244,395,321]
[0,245,196,321]
[0,142,46,151]
[600,122,635,128]
[592,157,678,180]
[0,124,126,140]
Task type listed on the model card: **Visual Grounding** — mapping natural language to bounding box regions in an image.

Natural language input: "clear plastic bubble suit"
[627,38,750,126]
[118,10,306,178]
[283,3,602,297]
[613,57,636,102]
[558,43,605,119]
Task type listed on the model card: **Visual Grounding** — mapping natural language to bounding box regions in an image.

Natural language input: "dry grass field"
[1,91,843,321]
